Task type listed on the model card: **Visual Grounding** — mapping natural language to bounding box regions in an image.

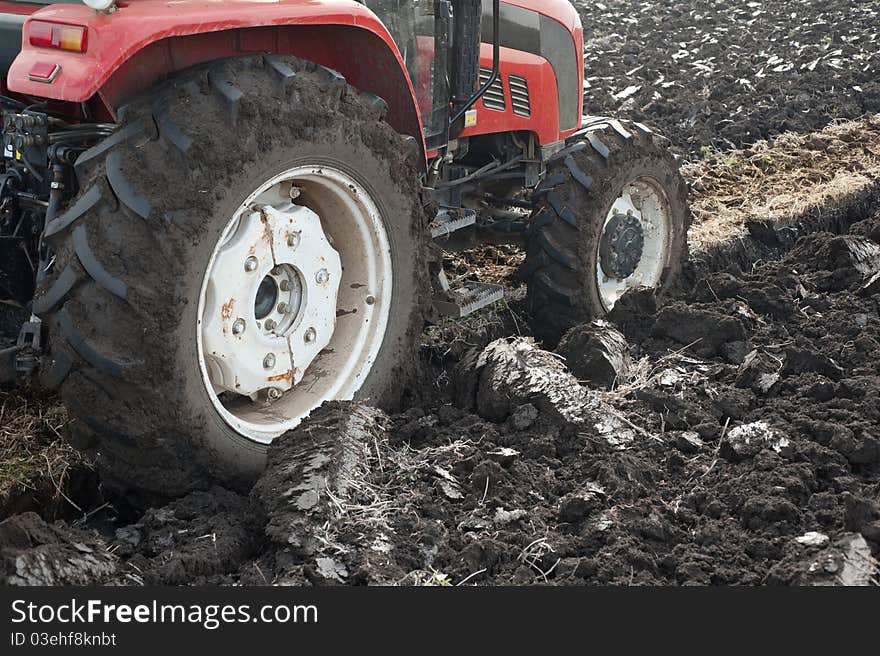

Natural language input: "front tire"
[522,120,690,343]
[34,56,429,497]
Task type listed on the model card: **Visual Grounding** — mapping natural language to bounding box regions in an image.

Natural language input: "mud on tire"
[33,56,429,499]
[522,120,691,343]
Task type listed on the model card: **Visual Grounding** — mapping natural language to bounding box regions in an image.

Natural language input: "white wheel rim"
[196,166,392,444]
[595,176,671,312]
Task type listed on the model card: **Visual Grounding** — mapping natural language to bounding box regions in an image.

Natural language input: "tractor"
[0,0,689,496]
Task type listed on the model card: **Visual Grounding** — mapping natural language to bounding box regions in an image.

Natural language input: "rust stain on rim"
[220,298,235,334]
[259,207,274,245]
[267,370,293,384]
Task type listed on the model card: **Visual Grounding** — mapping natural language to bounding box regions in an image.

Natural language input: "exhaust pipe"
[449,0,499,130]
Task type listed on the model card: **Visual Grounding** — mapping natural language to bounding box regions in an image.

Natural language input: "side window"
[362,1,447,137]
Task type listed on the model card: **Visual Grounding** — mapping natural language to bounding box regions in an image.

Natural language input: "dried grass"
[446,243,524,286]
[0,386,84,512]
[685,114,880,251]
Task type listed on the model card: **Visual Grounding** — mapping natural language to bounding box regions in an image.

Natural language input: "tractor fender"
[6,0,425,161]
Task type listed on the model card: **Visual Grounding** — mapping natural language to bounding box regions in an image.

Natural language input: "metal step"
[433,281,504,318]
[430,207,476,239]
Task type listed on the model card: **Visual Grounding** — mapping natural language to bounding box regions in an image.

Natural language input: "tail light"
[29,21,88,53]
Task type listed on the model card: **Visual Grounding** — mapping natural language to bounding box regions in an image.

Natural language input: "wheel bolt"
[245,256,259,272]
[315,269,329,285]
[265,319,277,331]
[263,353,276,369]
[277,302,290,314]
[304,327,317,343]
[232,318,246,335]
[280,280,292,292]
[267,388,282,401]
[287,232,301,249]
[365,295,375,306]
[272,266,283,276]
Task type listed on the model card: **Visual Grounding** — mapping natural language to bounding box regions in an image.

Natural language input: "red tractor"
[0,0,689,495]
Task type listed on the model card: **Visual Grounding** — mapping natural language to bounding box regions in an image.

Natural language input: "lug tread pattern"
[43,184,103,239]
[106,151,151,220]
[362,92,388,119]
[208,67,245,122]
[525,206,554,236]
[546,190,579,228]
[522,119,691,342]
[57,308,128,377]
[537,229,577,270]
[548,141,588,164]
[72,225,128,299]
[263,55,297,89]
[564,155,593,191]
[608,119,633,141]
[74,121,146,183]
[535,271,577,305]
[39,349,73,390]
[32,265,78,315]
[586,132,610,160]
[318,65,346,88]
[153,105,192,154]
[533,171,568,198]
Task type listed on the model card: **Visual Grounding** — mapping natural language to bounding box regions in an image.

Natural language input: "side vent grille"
[508,75,531,117]
[479,68,506,112]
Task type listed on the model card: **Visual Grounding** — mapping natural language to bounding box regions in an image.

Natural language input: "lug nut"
[279,279,292,292]
[277,302,290,314]
[315,269,329,285]
[263,353,276,369]
[245,256,259,272]
[365,295,375,306]
[304,327,317,343]
[272,266,283,276]
[287,232,301,249]
[232,318,246,335]
[265,319,277,331]
[267,388,282,401]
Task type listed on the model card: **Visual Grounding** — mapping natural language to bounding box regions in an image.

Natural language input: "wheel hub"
[197,165,393,444]
[599,211,645,279]
[201,202,342,400]
[595,178,672,312]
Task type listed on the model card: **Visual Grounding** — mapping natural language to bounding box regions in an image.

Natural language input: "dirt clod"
[721,422,792,462]
[652,303,746,357]
[0,512,116,586]
[557,320,632,389]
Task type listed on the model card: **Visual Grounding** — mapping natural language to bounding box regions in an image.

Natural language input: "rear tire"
[522,120,690,343]
[34,56,429,498]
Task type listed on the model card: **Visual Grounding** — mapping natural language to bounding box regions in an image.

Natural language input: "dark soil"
[3,3,880,587]
[578,0,880,156]
[3,202,878,586]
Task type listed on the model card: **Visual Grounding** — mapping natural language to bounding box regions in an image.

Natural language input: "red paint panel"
[502,0,581,30]
[458,45,569,146]
[6,0,425,157]
[0,1,36,16]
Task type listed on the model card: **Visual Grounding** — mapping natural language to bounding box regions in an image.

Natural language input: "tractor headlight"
[82,0,116,12]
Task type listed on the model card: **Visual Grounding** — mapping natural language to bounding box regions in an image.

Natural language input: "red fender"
[6,0,425,162]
